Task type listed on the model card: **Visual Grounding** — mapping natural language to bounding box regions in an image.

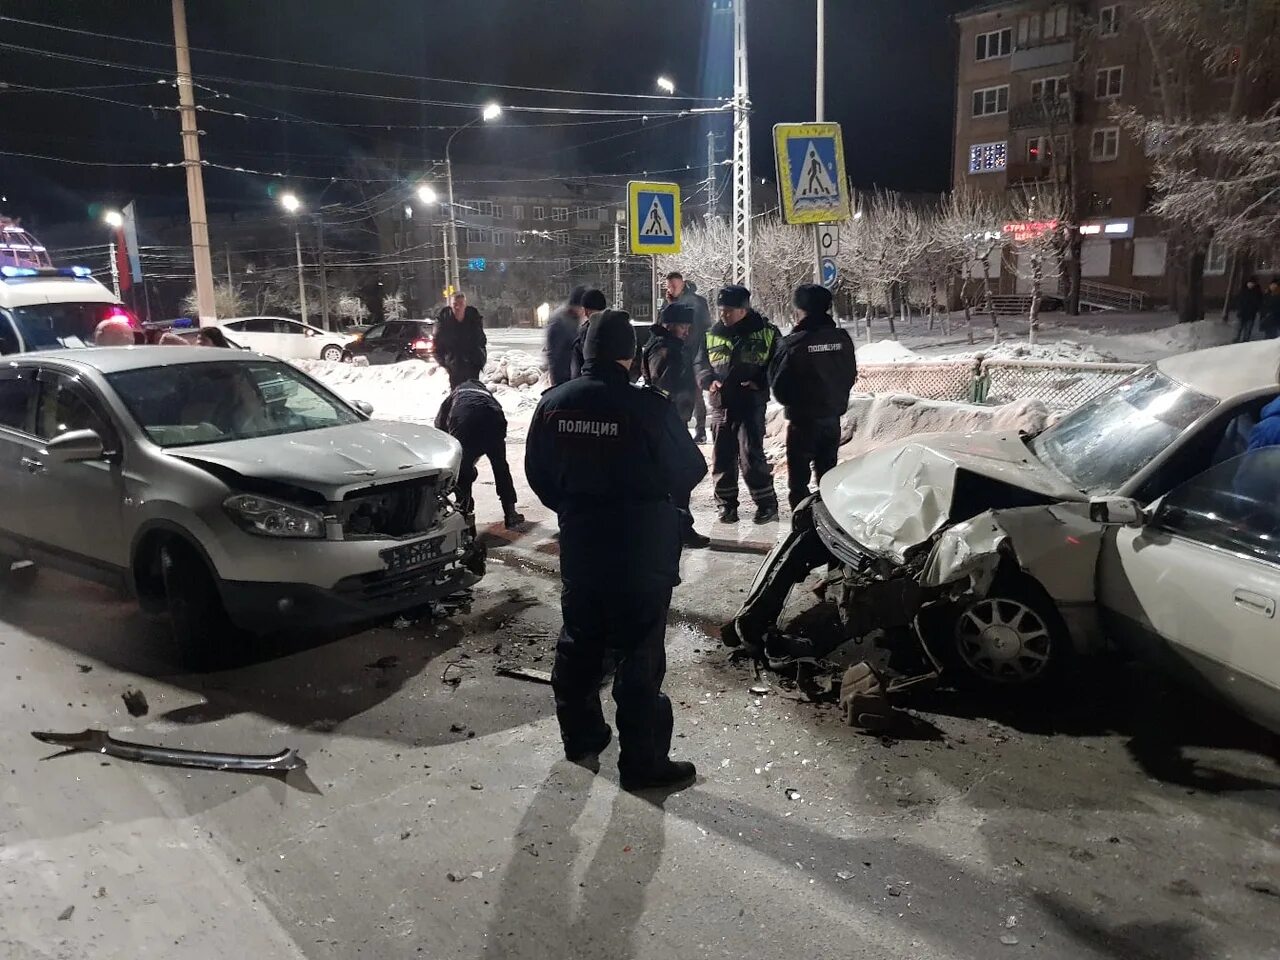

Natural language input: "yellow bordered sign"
[628,181,682,255]
[774,122,849,225]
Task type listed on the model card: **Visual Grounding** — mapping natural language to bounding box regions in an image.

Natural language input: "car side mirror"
[1089,496,1146,528]
[44,429,105,463]
[352,400,374,416]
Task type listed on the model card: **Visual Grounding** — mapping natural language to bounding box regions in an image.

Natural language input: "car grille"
[338,476,447,539]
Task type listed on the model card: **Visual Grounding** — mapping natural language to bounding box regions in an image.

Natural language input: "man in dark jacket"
[642,303,710,548]
[525,309,706,791]
[568,288,609,379]
[769,284,857,509]
[1236,277,1264,343]
[661,272,712,442]
[543,286,587,386]
[1261,278,1280,339]
[434,292,488,388]
[694,285,781,524]
[435,379,524,529]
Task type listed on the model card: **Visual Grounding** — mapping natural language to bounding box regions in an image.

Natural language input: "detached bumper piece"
[32,728,306,773]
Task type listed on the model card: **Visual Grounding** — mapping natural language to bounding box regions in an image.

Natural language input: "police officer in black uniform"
[769,284,857,509]
[568,289,609,380]
[526,309,706,791]
[694,285,781,524]
[642,303,710,549]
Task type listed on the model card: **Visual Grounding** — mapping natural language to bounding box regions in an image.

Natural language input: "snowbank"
[857,340,923,363]
[482,349,544,389]
[766,393,1050,461]
[1098,318,1235,362]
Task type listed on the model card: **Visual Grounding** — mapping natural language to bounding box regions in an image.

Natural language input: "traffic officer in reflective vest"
[525,309,707,791]
[769,283,857,509]
[694,285,781,524]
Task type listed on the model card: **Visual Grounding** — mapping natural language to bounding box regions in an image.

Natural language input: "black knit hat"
[567,285,588,308]
[661,303,695,327]
[581,288,608,311]
[794,283,833,315]
[584,309,636,363]
[717,284,751,309]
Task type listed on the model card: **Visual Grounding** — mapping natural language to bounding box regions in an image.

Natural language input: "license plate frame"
[380,535,446,572]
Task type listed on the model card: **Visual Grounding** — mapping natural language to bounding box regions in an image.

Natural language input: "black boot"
[565,727,612,770]
[718,505,739,523]
[753,502,779,525]
[503,508,526,529]
[620,758,697,792]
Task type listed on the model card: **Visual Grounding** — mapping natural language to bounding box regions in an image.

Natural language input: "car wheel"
[935,577,1070,688]
[160,542,233,664]
[320,344,344,362]
[0,558,37,592]
[340,350,354,363]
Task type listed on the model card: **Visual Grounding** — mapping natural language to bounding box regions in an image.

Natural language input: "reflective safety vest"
[704,324,776,369]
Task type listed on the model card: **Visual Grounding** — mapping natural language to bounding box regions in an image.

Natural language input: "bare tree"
[933,187,1006,344]
[656,218,734,295]
[1007,184,1068,345]
[749,216,812,322]
[182,281,246,320]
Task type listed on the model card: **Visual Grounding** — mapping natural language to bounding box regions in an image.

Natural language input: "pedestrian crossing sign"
[628,181,682,255]
[774,123,849,225]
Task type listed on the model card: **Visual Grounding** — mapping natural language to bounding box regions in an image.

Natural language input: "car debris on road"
[32,728,306,773]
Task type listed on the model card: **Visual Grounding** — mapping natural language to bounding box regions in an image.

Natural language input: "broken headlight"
[223,494,325,539]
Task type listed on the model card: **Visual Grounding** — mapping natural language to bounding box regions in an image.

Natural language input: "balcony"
[1011,39,1074,71]
[1006,159,1054,184]
[1010,96,1074,130]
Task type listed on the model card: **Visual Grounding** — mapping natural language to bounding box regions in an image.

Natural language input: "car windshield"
[5,302,134,350]
[1029,367,1217,495]
[106,359,362,447]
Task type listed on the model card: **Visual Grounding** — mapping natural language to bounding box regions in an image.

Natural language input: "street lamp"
[103,210,124,229]
[280,191,308,323]
[444,102,502,293]
[656,76,676,95]
[416,184,438,206]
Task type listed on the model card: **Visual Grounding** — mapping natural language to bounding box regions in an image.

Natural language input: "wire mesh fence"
[855,357,1144,412]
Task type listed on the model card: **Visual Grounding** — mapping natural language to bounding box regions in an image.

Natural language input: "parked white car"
[216,316,354,362]
[729,341,1280,734]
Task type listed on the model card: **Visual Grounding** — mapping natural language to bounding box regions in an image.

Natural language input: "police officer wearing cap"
[694,285,781,524]
[526,309,706,791]
[769,284,857,509]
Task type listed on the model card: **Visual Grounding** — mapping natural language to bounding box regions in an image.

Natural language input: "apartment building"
[953,0,1246,305]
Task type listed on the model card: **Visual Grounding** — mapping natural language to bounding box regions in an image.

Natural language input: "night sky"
[0,0,972,227]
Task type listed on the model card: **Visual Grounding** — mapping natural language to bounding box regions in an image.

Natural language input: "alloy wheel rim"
[955,597,1052,683]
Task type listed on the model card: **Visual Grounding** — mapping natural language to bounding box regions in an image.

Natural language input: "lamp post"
[656,75,676,95]
[444,102,501,294]
[103,210,124,298]
[280,191,307,324]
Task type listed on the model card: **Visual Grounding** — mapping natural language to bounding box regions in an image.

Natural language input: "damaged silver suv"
[727,342,1280,709]
[0,347,483,655]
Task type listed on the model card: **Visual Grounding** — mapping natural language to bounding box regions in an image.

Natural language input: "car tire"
[160,542,234,664]
[340,350,354,363]
[928,575,1071,689]
[320,344,345,362]
[0,558,37,592]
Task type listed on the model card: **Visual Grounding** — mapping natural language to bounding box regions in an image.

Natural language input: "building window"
[1090,127,1120,161]
[473,200,494,217]
[1017,6,1068,46]
[493,205,503,220]
[1204,239,1228,275]
[532,206,545,220]
[466,228,491,244]
[968,140,1008,174]
[551,207,569,222]
[512,204,524,220]
[975,27,1012,61]
[971,85,1010,117]
[1099,5,1121,36]
[493,231,507,246]
[576,206,600,222]
[555,230,568,246]
[599,232,611,246]
[1095,66,1124,100]
[1025,135,1057,163]
[1030,75,1069,101]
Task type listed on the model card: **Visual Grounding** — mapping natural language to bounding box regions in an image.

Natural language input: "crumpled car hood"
[818,430,1085,562]
[172,419,462,500]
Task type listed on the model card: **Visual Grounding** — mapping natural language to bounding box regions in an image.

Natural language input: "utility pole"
[316,218,330,330]
[171,0,216,325]
[293,228,308,324]
[612,218,624,308]
[225,243,232,289]
[704,131,717,226]
[108,240,121,298]
[731,0,752,288]
[812,0,826,284]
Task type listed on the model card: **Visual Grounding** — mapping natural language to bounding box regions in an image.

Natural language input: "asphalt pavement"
[2,435,1279,959]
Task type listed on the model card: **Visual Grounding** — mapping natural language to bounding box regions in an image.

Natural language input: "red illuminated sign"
[1002,220,1060,242]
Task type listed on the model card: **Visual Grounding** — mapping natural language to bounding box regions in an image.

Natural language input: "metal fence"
[856,356,1144,412]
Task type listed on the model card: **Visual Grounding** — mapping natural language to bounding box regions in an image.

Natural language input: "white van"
[0,265,137,354]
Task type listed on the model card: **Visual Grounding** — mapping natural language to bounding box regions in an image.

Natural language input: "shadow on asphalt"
[1,570,559,749]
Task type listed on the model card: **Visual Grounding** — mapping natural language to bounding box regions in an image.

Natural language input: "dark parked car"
[343,320,435,365]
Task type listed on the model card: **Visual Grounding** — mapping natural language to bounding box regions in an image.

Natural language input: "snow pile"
[766,393,1050,460]
[979,339,1117,363]
[483,349,543,388]
[857,340,923,363]
[294,358,540,428]
[1100,318,1235,362]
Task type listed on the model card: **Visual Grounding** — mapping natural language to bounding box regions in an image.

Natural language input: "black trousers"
[458,437,518,513]
[692,389,707,435]
[552,585,674,776]
[710,405,776,510]
[785,416,841,509]
[1236,315,1257,343]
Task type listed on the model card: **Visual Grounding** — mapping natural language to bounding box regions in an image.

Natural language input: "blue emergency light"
[0,265,95,281]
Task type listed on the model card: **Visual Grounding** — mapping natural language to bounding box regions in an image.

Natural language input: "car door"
[1100,447,1280,732]
[0,366,41,554]
[372,322,411,364]
[223,318,276,355]
[25,367,128,571]
[272,319,313,359]
[355,323,395,364]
